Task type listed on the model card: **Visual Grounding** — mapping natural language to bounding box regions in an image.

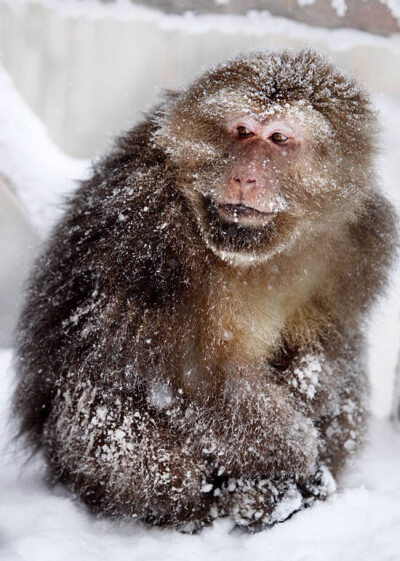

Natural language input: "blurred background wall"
[0,0,399,159]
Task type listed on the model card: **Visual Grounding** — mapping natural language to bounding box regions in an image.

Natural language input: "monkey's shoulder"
[332,190,398,317]
[351,191,397,256]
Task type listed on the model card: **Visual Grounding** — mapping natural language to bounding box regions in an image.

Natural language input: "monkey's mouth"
[215,203,276,226]
[199,195,285,256]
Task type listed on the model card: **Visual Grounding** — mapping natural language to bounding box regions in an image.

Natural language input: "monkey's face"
[154,51,376,265]
[156,102,357,266]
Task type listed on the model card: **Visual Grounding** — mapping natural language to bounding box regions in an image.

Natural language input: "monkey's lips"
[215,203,277,227]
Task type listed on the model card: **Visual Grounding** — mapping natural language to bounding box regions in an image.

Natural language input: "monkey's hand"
[194,379,320,479]
[216,465,336,531]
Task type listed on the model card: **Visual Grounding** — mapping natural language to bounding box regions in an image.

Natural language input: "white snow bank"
[0,62,89,235]
[1,349,400,561]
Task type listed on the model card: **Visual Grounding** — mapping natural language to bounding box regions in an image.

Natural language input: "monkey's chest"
[202,286,289,364]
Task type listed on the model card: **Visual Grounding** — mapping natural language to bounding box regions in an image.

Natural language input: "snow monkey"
[14,50,396,531]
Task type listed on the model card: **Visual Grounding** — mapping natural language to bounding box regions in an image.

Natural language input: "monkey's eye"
[270,132,289,143]
[237,126,254,138]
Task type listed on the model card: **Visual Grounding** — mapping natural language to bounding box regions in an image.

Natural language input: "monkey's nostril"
[233,176,241,183]
[246,179,256,184]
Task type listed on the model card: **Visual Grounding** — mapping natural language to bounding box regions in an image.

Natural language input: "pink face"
[214,115,302,227]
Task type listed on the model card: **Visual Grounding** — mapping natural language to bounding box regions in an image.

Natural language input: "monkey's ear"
[150,89,180,138]
[162,89,180,103]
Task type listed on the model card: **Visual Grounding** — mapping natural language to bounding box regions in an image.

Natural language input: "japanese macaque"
[14,49,397,531]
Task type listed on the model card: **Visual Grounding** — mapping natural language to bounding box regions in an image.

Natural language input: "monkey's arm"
[208,330,367,529]
[281,331,368,477]
[179,376,320,481]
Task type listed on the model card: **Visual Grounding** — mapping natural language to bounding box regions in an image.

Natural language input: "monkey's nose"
[233,176,257,185]
[225,175,258,205]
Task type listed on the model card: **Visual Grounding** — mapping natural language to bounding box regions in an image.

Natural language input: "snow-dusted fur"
[14,50,396,530]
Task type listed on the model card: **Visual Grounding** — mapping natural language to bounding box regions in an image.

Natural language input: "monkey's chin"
[215,203,277,228]
[194,196,293,267]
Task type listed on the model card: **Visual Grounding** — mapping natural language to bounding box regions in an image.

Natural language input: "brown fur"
[13,49,397,530]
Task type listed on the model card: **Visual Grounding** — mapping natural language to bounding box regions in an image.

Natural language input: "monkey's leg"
[43,381,213,528]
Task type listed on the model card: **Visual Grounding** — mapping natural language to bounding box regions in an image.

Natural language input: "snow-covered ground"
[1,5,400,561]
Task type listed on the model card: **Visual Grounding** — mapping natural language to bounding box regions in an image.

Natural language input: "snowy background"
[1,1,400,560]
